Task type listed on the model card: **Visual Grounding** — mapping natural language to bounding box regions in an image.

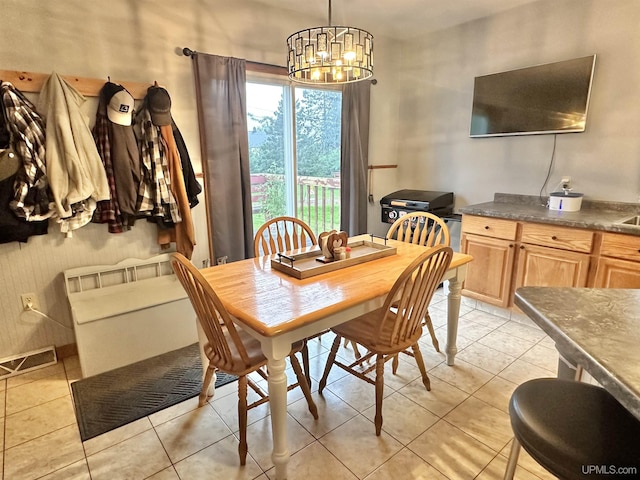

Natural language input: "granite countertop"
[515,287,640,421]
[459,193,640,235]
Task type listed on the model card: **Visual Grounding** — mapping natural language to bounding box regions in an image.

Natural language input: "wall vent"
[0,346,57,380]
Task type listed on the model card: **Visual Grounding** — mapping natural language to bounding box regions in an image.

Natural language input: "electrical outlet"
[561,176,571,189]
[20,293,39,311]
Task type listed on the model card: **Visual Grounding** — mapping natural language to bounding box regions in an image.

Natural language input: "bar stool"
[504,378,640,480]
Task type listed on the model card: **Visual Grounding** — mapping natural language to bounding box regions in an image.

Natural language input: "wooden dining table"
[199,234,473,480]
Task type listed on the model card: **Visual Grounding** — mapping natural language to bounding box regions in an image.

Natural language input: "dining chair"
[504,378,640,480]
[253,215,317,257]
[170,253,318,465]
[318,245,453,435]
[386,212,450,372]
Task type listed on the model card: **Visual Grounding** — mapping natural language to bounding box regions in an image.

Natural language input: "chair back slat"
[253,216,317,256]
[387,212,450,248]
[171,253,254,369]
[375,245,453,348]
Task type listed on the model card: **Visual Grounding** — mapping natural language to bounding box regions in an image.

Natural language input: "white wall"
[0,0,401,357]
[395,0,640,209]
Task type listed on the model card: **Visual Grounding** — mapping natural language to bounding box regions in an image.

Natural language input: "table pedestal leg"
[267,357,289,480]
[446,277,462,366]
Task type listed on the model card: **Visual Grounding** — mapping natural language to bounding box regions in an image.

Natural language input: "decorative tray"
[271,237,396,280]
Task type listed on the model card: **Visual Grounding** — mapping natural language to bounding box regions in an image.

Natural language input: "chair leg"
[411,343,431,391]
[199,364,216,407]
[301,343,312,390]
[391,354,399,374]
[290,354,318,419]
[423,312,440,352]
[238,375,248,466]
[374,354,385,436]
[503,438,522,480]
[319,335,341,394]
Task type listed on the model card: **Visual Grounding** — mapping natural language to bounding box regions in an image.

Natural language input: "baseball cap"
[147,86,172,126]
[107,89,135,126]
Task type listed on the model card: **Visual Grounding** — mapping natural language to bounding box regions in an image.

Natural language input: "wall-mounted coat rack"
[0,70,152,100]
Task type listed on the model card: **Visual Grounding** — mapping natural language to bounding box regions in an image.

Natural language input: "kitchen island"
[514,286,640,421]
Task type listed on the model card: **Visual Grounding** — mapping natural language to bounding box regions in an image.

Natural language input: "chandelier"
[286,0,374,84]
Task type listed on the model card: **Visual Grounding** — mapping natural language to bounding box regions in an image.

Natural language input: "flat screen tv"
[470,55,596,137]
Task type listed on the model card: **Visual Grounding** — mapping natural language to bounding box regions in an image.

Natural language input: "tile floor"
[0,290,562,480]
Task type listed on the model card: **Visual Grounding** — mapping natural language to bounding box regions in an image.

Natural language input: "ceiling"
[253,0,541,40]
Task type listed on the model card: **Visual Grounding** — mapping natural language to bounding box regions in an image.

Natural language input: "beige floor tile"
[322,370,378,412]
[519,343,559,373]
[500,440,558,479]
[382,354,424,391]
[288,389,358,438]
[497,321,547,343]
[365,448,449,480]
[0,389,4,418]
[498,359,555,385]
[244,413,316,470]
[305,349,349,387]
[174,435,263,480]
[475,301,512,320]
[266,442,358,480]
[427,303,449,328]
[454,318,497,342]
[362,391,439,445]
[461,309,510,328]
[86,429,171,480]
[457,342,517,375]
[155,404,233,463]
[211,383,272,433]
[476,453,542,480]
[5,370,70,415]
[5,395,76,448]
[408,420,498,479]
[63,355,81,374]
[477,330,537,358]
[319,414,403,478]
[6,362,66,389]
[473,376,519,414]
[429,359,494,394]
[83,417,153,456]
[39,459,91,480]
[415,338,447,367]
[146,466,181,479]
[537,335,556,350]
[443,396,513,452]
[435,327,477,351]
[4,424,84,480]
[399,375,469,417]
[149,396,202,426]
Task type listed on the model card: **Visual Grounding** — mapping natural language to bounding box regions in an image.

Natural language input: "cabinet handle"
[520,245,525,249]
[484,225,490,230]
[551,235,558,240]
[509,244,514,248]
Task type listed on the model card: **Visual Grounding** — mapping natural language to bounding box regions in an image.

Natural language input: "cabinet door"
[515,244,590,290]
[461,233,516,308]
[594,257,640,288]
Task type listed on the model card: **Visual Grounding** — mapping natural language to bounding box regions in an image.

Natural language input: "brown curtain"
[192,54,253,262]
[340,82,371,235]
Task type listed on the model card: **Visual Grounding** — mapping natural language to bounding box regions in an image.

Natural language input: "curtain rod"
[182,47,287,76]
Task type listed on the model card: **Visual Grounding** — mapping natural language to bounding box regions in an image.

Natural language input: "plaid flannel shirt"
[136,108,181,223]
[1,82,53,221]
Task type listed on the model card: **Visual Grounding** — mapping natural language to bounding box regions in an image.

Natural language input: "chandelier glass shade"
[287,10,374,84]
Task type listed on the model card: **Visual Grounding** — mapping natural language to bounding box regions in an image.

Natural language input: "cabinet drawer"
[600,232,640,262]
[521,223,593,253]
[461,215,518,240]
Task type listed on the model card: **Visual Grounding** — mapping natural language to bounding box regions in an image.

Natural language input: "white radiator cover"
[64,254,198,378]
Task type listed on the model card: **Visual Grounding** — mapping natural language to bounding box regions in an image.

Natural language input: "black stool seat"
[509,378,640,480]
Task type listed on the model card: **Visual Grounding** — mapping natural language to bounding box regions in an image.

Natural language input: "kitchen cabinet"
[461,216,517,307]
[462,215,595,307]
[594,232,640,288]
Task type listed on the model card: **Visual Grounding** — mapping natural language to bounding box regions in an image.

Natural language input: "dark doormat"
[71,343,237,441]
